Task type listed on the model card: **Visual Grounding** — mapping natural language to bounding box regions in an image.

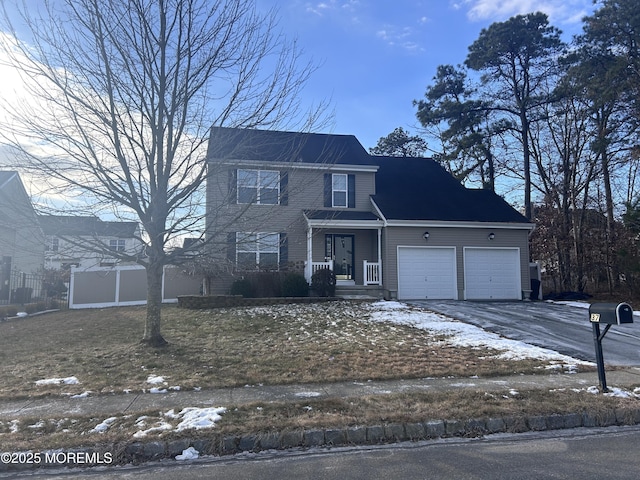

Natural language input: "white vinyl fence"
[69,265,202,309]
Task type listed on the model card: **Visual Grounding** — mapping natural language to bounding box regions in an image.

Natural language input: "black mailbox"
[589,302,634,325]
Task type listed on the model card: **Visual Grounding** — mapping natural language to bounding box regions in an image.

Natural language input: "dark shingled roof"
[38,215,139,238]
[208,127,372,165]
[371,156,529,223]
[206,128,530,225]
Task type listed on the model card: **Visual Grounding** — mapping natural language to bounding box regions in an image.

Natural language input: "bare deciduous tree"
[0,0,327,346]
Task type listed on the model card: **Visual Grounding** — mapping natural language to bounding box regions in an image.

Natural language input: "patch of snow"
[133,422,173,438]
[91,417,117,433]
[149,387,168,394]
[146,375,165,384]
[9,420,19,433]
[174,407,226,432]
[605,387,640,399]
[367,302,592,366]
[35,376,79,386]
[169,386,181,391]
[294,391,322,398]
[16,312,28,317]
[70,391,91,398]
[175,446,199,461]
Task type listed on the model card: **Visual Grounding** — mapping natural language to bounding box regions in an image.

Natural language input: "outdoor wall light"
[423,231,430,241]
[488,232,495,240]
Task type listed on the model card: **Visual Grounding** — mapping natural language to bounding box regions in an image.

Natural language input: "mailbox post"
[588,303,633,393]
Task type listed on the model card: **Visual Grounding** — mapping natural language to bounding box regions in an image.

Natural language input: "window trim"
[237,168,281,205]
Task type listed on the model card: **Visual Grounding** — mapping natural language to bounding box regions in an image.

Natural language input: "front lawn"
[0,301,580,399]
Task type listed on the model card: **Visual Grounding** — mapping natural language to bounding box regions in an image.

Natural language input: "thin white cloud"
[457,0,592,25]
[305,0,360,17]
[376,24,424,53]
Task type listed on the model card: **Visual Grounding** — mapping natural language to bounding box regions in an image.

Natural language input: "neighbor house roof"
[371,156,530,224]
[207,127,372,165]
[0,171,18,190]
[38,215,139,238]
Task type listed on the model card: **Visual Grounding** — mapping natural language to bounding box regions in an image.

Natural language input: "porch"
[309,259,382,286]
[302,210,384,288]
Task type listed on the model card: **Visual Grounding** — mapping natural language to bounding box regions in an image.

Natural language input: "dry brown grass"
[0,301,577,399]
[1,388,638,453]
[1,300,620,455]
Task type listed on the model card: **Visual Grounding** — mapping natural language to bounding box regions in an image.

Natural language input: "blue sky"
[259,0,597,150]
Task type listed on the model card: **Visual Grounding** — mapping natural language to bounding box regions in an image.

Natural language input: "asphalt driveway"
[409,300,640,366]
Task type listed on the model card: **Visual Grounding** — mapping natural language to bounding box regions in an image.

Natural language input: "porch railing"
[310,260,333,277]
[363,261,382,285]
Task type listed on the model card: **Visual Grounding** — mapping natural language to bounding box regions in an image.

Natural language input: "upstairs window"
[332,174,348,207]
[324,173,356,208]
[237,169,280,205]
[109,239,126,252]
[46,237,59,252]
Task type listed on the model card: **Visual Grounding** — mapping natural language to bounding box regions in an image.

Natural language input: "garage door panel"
[398,247,456,300]
[465,248,520,300]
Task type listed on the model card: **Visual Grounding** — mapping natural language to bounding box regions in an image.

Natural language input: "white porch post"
[377,227,382,285]
[306,227,313,282]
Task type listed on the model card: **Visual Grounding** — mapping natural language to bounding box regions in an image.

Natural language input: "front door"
[325,234,354,280]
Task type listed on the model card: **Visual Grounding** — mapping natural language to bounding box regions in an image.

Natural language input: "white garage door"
[464,248,521,300]
[397,247,457,300]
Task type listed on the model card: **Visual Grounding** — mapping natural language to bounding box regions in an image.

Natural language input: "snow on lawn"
[131,407,226,438]
[146,375,166,384]
[35,376,79,386]
[367,301,592,366]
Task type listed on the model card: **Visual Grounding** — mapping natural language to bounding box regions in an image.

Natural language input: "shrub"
[0,306,18,318]
[311,268,336,297]
[230,278,255,298]
[248,272,282,298]
[281,273,309,297]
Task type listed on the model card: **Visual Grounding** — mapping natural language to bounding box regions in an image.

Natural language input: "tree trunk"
[141,262,167,347]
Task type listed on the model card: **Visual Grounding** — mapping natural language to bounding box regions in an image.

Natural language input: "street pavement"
[16,426,640,479]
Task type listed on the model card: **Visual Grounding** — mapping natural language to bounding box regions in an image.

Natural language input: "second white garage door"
[464,248,521,300]
[397,247,457,300]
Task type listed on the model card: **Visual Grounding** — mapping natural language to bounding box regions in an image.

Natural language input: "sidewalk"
[2,368,640,420]
[3,368,640,471]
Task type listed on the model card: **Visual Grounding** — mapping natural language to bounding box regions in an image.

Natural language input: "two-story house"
[39,215,144,270]
[206,127,534,301]
[0,171,45,302]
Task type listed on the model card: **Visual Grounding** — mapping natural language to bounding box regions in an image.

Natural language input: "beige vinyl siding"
[383,226,530,299]
[205,161,378,292]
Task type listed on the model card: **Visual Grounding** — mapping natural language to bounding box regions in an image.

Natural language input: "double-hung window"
[324,173,355,208]
[236,232,280,270]
[332,174,348,207]
[237,169,280,205]
[46,237,59,252]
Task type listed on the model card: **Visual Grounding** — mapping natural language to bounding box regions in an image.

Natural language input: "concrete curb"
[3,407,640,472]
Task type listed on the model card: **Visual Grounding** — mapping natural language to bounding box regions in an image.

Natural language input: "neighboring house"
[206,127,534,300]
[38,215,144,270]
[0,171,45,302]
